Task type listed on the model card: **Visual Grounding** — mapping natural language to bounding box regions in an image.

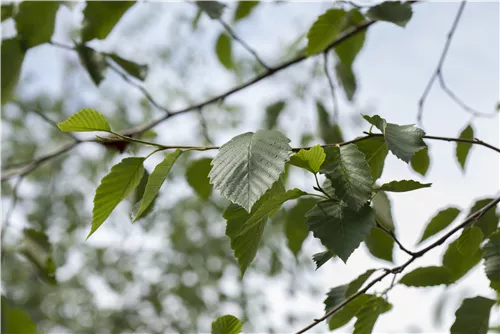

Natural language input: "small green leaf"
[320,144,373,211]
[82,1,135,42]
[76,44,108,86]
[1,297,38,334]
[21,229,57,285]
[334,9,366,67]
[366,1,413,28]
[328,294,373,330]
[1,38,25,105]
[372,191,395,230]
[419,207,461,244]
[364,227,394,262]
[346,269,377,297]
[457,226,483,255]
[362,114,386,131]
[450,296,495,334]
[313,250,334,269]
[443,237,483,282]
[15,1,59,48]
[1,4,14,22]
[285,198,317,257]
[410,148,430,176]
[483,232,500,283]
[89,157,145,238]
[233,1,259,22]
[57,108,111,132]
[353,297,392,334]
[264,100,286,129]
[307,9,347,56]
[456,124,474,170]
[289,145,326,174]
[376,180,431,193]
[355,137,388,180]
[133,150,182,221]
[336,61,357,101]
[186,158,213,200]
[108,53,148,80]
[215,33,233,69]
[469,198,499,238]
[400,266,453,287]
[316,101,344,144]
[211,314,242,334]
[196,1,225,20]
[306,200,375,262]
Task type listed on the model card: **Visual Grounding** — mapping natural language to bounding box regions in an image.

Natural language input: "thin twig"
[376,220,415,257]
[323,52,339,122]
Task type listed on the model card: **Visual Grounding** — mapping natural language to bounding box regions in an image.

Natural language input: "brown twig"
[376,220,415,257]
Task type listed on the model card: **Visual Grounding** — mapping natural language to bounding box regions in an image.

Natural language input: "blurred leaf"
[82,1,135,42]
[21,229,57,284]
[419,207,461,244]
[313,250,334,269]
[289,145,326,174]
[483,231,500,283]
[443,237,482,282]
[410,148,430,176]
[284,198,317,257]
[400,266,453,287]
[186,158,213,200]
[108,53,148,80]
[328,294,372,330]
[233,1,259,22]
[307,9,346,56]
[320,144,373,211]
[346,269,376,297]
[209,130,291,212]
[450,296,495,334]
[469,198,498,238]
[306,200,375,262]
[89,157,145,238]
[456,124,474,171]
[316,101,344,144]
[196,1,225,19]
[264,100,286,129]
[376,180,431,193]
[364,227,393,262]
[366,1,413,28]
[372,191,394,230]
[355,137,388,180]
[211,314,242,334]
[1,297,37,334]
[336,61,356,101]
[57,108,111,132]
[1,38,25,105]
[457,226,483,255]
[335,9,366,67]
[15,1,59,48]
[1,3,13,21]
[215,33,233,69]
[76,45,108,86]
[133,150,182,221]
[192,9,203,30]
[353,297,392,334]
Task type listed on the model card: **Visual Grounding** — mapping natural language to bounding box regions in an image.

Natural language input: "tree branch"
[376,220,415,257]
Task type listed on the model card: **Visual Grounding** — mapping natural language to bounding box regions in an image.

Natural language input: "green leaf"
[21,229,57,285]
[215,33,233,69]
[307,9,347,56]
[57,108,111,132]
[362,114,386,131]
[306,200,375,262]
[336,61,357,101]
[372,191,395,230]
[366,1,413,28]
[289,145,326,174]
[410,148,430,176]
[185,158,213,200]
[211,314,242,334]
[76,44,108,86]
[346,269,377,297]
[1,297,38,334]
[450,296,495,334]
[313,250,334,269]
[456,124,474,170]
[82,1,135,42]
[324,285,348,313]
[133,150,182,221]
[196,1,225,20]
[108,53,148,81]
[328,294,373,330]
[320,144,373,211]
[285,198,317,257]
[14,1,59,48]
[400,266,453,287]
[233,1,259,22]
[376,180,432,193]
[457,226,484,255]
[418,207,461,244]
[355,137,388,180]
[209,130,291,212]
[483,231,500,283]
[1,38,25,105]
[89,157,145,238]
[264,100,286,129]
[365,227,393,262]
[443,237,483,282]
[334,9,366,67]
[469,198,499,238]
[1,4,14,22]
[353,297,392,334]
[316,101,344,144]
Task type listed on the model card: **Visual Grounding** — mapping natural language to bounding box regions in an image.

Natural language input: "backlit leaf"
[450,296,495,334]
[372,191,395,230]
[419,207,461,244]
[57,108,111,132]
[15,1,59,48]
[186,158,213,200]
[289,145,326,174]
[82,1,135,42]
[355,136,388,180]
[233,1,259,22]
[215,33,233,69]
[334,9,366,67]
[456,124,474,171]
[307,9,346,56]
[376,179,431,193]
[211,314,242,334]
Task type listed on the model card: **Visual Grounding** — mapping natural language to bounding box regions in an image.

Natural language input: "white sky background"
[3,1,500,333]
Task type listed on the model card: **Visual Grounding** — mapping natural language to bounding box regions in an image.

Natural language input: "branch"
[376,220,415,257]
[296,194,500,334]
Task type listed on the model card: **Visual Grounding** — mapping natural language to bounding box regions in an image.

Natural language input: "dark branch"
[376,220,415,257]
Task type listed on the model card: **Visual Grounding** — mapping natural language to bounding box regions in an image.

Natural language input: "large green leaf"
[264,100,286,129]
[410,148,430,176]
[196,1,225,19]
[336,61,357,101]
[443,237,483,282]
[365,227,393,262]
[418,207,461,244]
[233,1,259,22]
[328,294,373,330]
[307,9,346,56]
[82,1,135,42]
[320,144,373,210]
[355,137,388,180]
[186,158,213,200]
[209,130,291,212]
[15,1,59,48]
[376,180,431,193]
[457,226,484,255]
[469,198,498,238]
[284,198,317,257]
[306,200,375,262]
[483,232,500,283]
[215,33,233,69]
[1,38,25,105]
[76,44,108,86]
[21,229,57,285]
[450,296,495,334]
[211,314,242,334]
[366,1,413,28]
[316,101,344,144]
[313,250,334,269]
[89,157,145,238]
[1,297,37,334]
[353,297,392,334]
[334,9,366,67]
[289,145,326,174]
[108,53,148,81]
[400,266,453,287]
[456,124,474,171]
[57,108,111,132]
[133,150,183,221]
[372,191,395,230]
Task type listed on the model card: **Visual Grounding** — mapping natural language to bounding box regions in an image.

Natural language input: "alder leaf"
[57,108,111,132]
[211,314,242,334]
[307,9,346,56]
[2,297,38,334]
[376,180,431,193]
[82,1,135,42]
[372,191,395,230]
[365,227,394,262]
[456,124,474,171]
[15,1,59,48]
[233,1,259,22]
[328,294,373,330]
[284,198,317,257]
[196,1,225,20]
[334,9,366,67]
[320,144,373,211]
[450,296,495,334]
[264,100,286,129]
[336,61,357,101]
[316,101,344,144]
[443,237,483,282]
[366,1,413,28]
[306,200,375,262]
[313,250,334,269]
[186,158,213,200]
[215,33,233,69]
[355,136,388,180]
[399,266,453,287]
[457,226,484,256]
[289,145,326,174]
[469,198,499,238]
[483,231,500,283]
[1,38,26,105]
[353,297,392,334]
[209,130,291,212]
[411,148,430,176]
[89,157,145,238]
[108,53,148,80]
[418,207,461,244]
[76,45,108,86]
